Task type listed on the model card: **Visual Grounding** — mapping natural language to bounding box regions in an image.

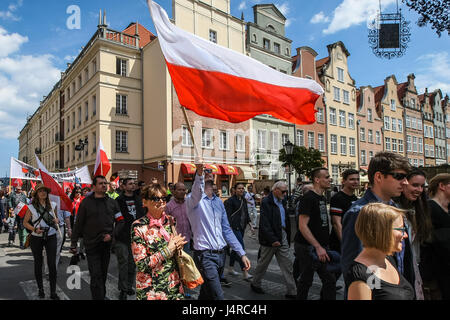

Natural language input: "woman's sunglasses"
[147,196,170,203]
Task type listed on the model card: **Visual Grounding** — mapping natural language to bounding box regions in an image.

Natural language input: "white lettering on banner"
[66,265,81,290]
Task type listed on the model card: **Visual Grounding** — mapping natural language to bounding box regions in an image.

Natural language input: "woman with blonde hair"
[347,203,414,300]
[131,183,187,300]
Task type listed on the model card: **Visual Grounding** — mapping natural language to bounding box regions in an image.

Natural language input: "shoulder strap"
[230,198,244,220]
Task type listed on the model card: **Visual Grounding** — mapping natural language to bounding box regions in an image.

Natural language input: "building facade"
[398,74,425,167]
[444,95,450,163]
[431,90,446,165]
[356,86,384,170]
[318,42,358,183]
[420,90,436,167]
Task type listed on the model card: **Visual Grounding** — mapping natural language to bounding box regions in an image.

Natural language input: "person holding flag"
[23,183,60,300]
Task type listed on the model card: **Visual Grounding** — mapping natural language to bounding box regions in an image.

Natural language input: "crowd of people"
[1,152,449,301]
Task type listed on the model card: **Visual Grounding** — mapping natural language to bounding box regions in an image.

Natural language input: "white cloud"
[310,11,330,24]
[275,2,290,16]
[238,1,247,11]
[0,27,61,139]
[415,52,450,96]
[322,0,396,35]
[0,0,23,21]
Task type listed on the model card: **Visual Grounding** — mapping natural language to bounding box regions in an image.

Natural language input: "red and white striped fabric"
[147,0,324,125]
[35,156,74,213]
[114,212,124,222]
[94,138,111,177]
[14,202,28,218]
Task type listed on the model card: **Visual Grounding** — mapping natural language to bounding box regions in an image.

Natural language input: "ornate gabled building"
[419,89,436,167]
[430,89,446,165]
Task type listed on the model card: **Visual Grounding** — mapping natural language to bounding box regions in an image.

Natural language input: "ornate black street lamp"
[283,140,294,200]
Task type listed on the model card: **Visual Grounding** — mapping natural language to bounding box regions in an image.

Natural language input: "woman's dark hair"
[0,190,4,198]
[396,169,432,243]
[141,183,167,200]
[70,187,82,201]
[31,189,52,213]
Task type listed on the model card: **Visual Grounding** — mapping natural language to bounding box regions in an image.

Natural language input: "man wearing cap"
[9,186,28,249]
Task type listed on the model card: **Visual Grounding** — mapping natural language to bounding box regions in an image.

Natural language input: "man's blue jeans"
[193,250,226,300]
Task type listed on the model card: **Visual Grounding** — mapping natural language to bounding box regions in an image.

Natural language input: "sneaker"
[19,245,24,250]
[38,289,45,299]
[227,268,239,276]
[243,271,253,281]
[220,278,232,287]
[50,293,60,300]
[250,283,265,294]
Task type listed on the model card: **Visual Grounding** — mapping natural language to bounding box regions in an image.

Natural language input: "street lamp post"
[283,140,294,201]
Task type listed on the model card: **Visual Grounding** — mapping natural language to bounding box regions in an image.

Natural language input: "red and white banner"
[94,138,111,177]
[147,0,323,125]
[11,178,23,188]
[13,202,28,218]
[35,156,74,213]
[10,157,92,184]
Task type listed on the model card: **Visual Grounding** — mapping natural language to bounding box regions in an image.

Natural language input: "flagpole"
[181,106,201,163]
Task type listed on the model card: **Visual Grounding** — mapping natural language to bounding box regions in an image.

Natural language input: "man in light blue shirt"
[186,164,251,300]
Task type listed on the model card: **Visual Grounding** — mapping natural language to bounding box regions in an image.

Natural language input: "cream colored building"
[319,42,358,181]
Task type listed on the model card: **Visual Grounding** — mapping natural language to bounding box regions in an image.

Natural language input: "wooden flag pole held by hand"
[181,106,202,163]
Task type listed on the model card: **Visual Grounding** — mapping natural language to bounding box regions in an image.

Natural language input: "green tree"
[279,146,325,178]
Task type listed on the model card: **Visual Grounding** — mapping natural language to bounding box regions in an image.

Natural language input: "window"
[368,129,373,143]
[330,108,337,125]
[92,95,97,116]
[339,110,346,127]
[182,126,193,147]
[360,128,365,142]
[281,134,289,146]
[411,117,416,129]
[398,140,404,153]
[406,115,411,128]
[392,139,397,152]
[411,98,416,109]
[343,90,350,104]
[340,136,347,155]
[274,43,281,55]
[390,99,396,111]
[85,102,89,121]
[67,145,70,162]
[116,131,128,153]
[116,58,127,77]
[116,94,128,115]
[258,130,267,150]
[384,116,390,130]
[72,142,75,160]
[92,59,97,73]
[349,137,355,156]
[220,131,230,151]
[209,30,217,43]
[78,75,82,89]
[385,137,391,151]
[236,134,245,152]
[407,136,412,152]
[330,134,337,154]
[361,150,367,165]
[369,151,374,160]
[413,159,418,167]
[367,109,373,122]
[296,130,304,147]
[317,108,324,123]
[397,118,403,132]
[348,113,355,129]
[419,159,424,167]
[391,118,397,132]
[202,129,213,149]
[78,107,81,127]
[418,138,423,154]
[318,134,325,152]
[67,116,70,133]
[252,34,257,43]
[333,87,340,101]
[332,165,339,184]
[263,38,270,50]
[92,132,97,154]
[270,131,279,151]
[72,112,75,129]
[85,68,89,82]
[308,132,315,149]
[337,68,344,82]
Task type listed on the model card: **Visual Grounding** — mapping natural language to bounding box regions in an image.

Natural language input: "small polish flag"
[30,181,37,190]
[94,138,111,177]
[14,202,28,219]
[113,176,120,187]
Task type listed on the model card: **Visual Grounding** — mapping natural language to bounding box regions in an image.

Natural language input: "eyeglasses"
[393,227,407,236]
[386,172,408,181]
[277,189,288,194]
[148,196,169,203]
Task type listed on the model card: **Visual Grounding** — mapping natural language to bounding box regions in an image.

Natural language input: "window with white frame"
[116,58,127,77]
[339,110,346,127]
[332,165,339,183]
[369,151,374,160]
[318,134,325,152]
[330,108,337,125]
[367,109,373,122]
[397,119,403,132]
[385,137,391,151]
[116,131,128,153]
[236,134,245,152]
[202,128,213,149]
[78,107,82,127]
[281,134,289,146]
[413,159,418,167]
[413,136,418,153]
[209,30,217,43]
[376,131,381,144]
[308,132,315,149]
[361,150,367,165]
[411,117,416,129]
[333,87,340,101]
[337,67,344,82]
[274,43,281,55]
[317,108,324,123]
[417,119,422,130]
[263,38,270,50]
[411,98,416,109]
[330,134,337,154]
[406,115,411,128]
[384,116,390,130]
[220,131,230,150]
[390,99,396,111]
[349,137,355,156]
[392,139,397,152]
[182,126,193,147]
[296,130,304,147]
[419,159,424,166]
[92,95,97,116]
[368,129,373,143]
[343,90,350,104]
[270,131,279,151]
[418,138,423,153]
[392,118,397,132]
[360,127,365,141]
[85,102,89,121]
[116,94,127,115]
[398,140,404,153]
[348,113,355,129]
[340,136,347,155]
[407,136,412,152]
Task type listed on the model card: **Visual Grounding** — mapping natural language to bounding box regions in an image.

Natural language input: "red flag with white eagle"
[94,138,111,177]
[14,202,28,218]
[147,0,324,125]
[35,156,73,213]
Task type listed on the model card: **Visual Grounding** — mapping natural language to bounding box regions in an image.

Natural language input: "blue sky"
[0,0,449,177]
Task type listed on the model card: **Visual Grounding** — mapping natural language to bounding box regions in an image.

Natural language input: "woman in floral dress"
[131,183,187,300]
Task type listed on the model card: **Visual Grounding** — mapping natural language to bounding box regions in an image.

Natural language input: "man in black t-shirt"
[295,168,336,300]
[329,169,360,253]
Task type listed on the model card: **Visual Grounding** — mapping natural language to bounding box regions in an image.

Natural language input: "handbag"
[168,217,204,289]
[24,215,44,249]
